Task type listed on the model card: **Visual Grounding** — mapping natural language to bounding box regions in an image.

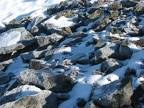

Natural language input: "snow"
[1,0,144,107]
[44,16,75,28]
[0,31,21,48]
[4,85,42,100]
[0,0,66,23]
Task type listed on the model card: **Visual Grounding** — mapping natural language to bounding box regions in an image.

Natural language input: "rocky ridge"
[0,0,144,108]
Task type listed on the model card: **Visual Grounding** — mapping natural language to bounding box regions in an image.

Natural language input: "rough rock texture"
[0,90,57,108]
[17,69,74,93]
[92,77,133,108]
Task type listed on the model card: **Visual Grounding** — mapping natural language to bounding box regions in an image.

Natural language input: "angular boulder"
[92,77,133,108]
[0,90,57,108]
[17,69,74,93]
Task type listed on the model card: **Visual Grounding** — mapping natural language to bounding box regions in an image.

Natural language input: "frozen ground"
[0,0,144,108]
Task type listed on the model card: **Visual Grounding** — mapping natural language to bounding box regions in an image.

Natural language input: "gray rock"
[17,69,74,93]
[0,90,57,108]
[37,33,63,47]
[68,53,86,64]
[86,8,104,20]
[101,58,123,75]
[21,50,47,62]
[92,77,133,108]
[29,59,46,70]
[27,16,45,34]
[0,59,13,71]
[94,43,120,64]
[0,72,11,85]
[55,9,78,19]
[0,85,42,105]
[84,101,97,108]
[57,64,70,71]
[135,3,144,16]
[119,44,133,59]
[109,1,122,10]
[95,39,106,50]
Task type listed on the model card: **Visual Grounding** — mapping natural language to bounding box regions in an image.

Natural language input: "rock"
[57,64,70,71]
[121,0,138,8]
[131,83,144,108]
[135,3,144,16]
[67,53,86,64]
[37,33,63,48]
[125,67,136,77]
[84,101,97,108]
[60,27,72,37]
[45,46,71,60]
[0,90,57,108]
[0,72,11,85]
[5,19,21,29]
[101,58,123,75]
[17,69,74,93]
[20,50,47,62]
[135,39,144,47]
[94,39,106,50]
[109,1,122,10]
[92,77,133,108]
[55,9,78,19]
[56,93,70,100]
[0,85,42,105]
[47,6,58,15]
[0,59,13,71]
[119,44,133,59]
[123,27,141,36]
[93,17,111,32]
[27,16,45,34]
[110,10,119,21]
[93,43,120,64]
[68,32,87,38]
[78,56,90,64]
[86,8,104,20]
[29,59,46,70]
[76,98,86,107]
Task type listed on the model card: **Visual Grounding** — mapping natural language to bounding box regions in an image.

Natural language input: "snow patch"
[0,31,21,48]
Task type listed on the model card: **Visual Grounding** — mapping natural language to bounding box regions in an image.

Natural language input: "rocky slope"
[0,0,144,108]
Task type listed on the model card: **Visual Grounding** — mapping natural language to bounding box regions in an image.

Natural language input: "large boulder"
[0,85,42,105]
[0,90,57,108]
[92,77,133,108]
[17,69,74,93]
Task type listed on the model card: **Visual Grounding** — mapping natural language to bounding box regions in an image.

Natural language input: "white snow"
[0,31,21,48]
[0,0,66,23]
[4,85,42,100]
[44,16,75,28]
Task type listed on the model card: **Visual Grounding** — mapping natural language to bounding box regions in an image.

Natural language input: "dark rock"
[92,70,105,76]
[5,19,21,29]
[121,0,138,8]
[68,32,87,38]
[131,83,144,108]
[0,90,57,108]
[135,3,144,16]
[29,59,46,70]
[135,39,144,47]
[92,77,133,108]
[77,98,86,107]
[78,56,90,64]
[57,64,70,71]
[47,6,58,15]
[56,93,70,100]
[109,1,122,10]
[17,69,74,93]
[119,44,133,59]
[101,58,123,75]
[125,67,136,77]
[0,72,11,85]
